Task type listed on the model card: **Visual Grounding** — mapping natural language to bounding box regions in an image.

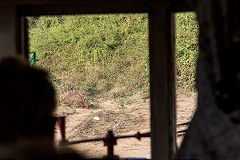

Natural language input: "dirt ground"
[55,91,197,159]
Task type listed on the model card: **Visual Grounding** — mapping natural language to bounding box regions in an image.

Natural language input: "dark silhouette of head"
[0,56,56,143]
[0,56,57,159]
[0,56,86,159]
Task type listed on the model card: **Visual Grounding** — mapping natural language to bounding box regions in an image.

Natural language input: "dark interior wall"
[0,5,19,56]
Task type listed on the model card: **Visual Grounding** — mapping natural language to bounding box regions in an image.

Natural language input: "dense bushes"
[28,14,149,100]
[175,12,199,90]
[28,12,198,103]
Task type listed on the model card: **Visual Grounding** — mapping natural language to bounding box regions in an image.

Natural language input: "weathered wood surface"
[0,6,19,57]
[0,0,165,5]
[0,0,194,13]
[149,3,176,159]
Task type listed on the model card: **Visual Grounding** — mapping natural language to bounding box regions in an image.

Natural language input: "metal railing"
[56,116,190,159]
[57,116,150,159]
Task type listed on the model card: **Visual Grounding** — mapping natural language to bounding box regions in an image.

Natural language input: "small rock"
[93,116,100,120]
[112,123,119,128]
[61,103,70,106]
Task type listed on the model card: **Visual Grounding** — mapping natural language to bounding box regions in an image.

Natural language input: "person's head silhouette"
[0,56,57,158]
[0,56,85,159]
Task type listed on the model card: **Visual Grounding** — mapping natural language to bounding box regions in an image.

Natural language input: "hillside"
[28,12,198,107]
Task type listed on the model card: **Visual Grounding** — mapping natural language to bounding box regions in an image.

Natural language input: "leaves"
[28,14,149,98]
[176,12,199,90]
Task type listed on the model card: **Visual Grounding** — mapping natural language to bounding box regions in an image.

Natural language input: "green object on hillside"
[29,51,39,66]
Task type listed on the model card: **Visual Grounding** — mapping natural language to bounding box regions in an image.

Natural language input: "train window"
[27,13,151,158]
[174,12,199,147]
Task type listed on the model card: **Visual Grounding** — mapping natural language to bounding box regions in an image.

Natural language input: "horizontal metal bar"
[19,4,149,16]
[177,129,188,134]
[67,137,105,145]
[66,132,150,145]
[177,122,190,126]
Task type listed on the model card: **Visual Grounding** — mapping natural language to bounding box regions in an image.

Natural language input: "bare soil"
[55,91,197,159]
[176,90,197,147]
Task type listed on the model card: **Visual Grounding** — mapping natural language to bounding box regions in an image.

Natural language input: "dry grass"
[59,90,90,108]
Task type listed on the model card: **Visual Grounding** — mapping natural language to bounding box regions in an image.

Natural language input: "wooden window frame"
[0,1,194,159]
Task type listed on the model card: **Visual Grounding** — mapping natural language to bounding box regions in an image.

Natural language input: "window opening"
[175,12,199,147]
[27,13,150,158]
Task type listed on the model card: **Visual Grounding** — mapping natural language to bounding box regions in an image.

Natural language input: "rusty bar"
[177,129,188,134]
[107,143,114,157]
[66,131,151,145]
[56,116,66,143]
[67,137,106,144]
[177,122,190,126]
[103,130,117,158]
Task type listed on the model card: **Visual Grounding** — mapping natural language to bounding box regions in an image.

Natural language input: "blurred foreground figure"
[177,0,240,159]
[0,56,83,159]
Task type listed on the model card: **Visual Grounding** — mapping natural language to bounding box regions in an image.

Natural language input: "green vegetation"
[175,12,199,90]
[28,12,198,107]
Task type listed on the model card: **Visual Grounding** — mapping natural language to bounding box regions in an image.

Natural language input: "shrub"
[28,14,149,103]
[28,12,199,106]
[175,12,199,90]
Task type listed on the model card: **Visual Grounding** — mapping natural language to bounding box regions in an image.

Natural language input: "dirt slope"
[55,91,197,158]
